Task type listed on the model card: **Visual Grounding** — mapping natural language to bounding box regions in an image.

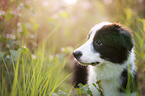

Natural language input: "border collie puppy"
[73,22,137,96]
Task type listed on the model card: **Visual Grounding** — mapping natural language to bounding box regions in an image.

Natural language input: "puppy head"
[73,22,133,66]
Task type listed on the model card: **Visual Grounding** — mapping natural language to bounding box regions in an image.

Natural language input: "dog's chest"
[101,79,120,96]
[88,66,121,96]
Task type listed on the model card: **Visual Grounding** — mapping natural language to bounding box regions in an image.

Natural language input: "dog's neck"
[89,49,135,81]
[88,49,136,96]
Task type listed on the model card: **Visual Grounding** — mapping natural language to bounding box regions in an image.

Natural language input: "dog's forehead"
[89,22,112,40]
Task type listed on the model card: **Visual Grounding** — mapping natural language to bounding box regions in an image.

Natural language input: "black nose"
[73,51,82,59]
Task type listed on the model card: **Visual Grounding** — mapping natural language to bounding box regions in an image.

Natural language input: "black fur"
[93,24,133,64]
[72,62,88,88]
[119,67,137,93]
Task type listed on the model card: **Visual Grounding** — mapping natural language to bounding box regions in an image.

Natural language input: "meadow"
[0,0,145,96]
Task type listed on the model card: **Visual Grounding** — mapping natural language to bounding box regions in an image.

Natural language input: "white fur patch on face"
[74,22,112,65]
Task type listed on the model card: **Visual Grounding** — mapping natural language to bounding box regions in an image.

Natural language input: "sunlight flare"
[63,0,77,5]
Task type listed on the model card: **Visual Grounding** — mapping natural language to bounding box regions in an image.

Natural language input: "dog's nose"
[73,51,82,59]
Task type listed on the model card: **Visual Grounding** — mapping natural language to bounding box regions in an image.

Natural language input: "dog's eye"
[95,40,102,46]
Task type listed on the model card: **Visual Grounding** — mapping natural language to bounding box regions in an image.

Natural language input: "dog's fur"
[72,22,137,96]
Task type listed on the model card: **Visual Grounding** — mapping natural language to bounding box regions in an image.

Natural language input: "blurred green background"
[0,0,145,96]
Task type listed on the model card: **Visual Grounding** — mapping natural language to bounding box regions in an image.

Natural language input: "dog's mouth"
[74,58,100,66]
[77,61,100,66]
[90,62,100,66]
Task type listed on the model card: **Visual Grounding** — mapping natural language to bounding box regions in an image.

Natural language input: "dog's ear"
[106,23,134,51]
[109,23,133,51]
[119,25,134,51]
[120,31,134,51]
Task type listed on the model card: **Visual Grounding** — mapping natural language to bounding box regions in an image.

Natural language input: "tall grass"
[133,19,145,95]
[0,40,72,96]
[1,0,145,95]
